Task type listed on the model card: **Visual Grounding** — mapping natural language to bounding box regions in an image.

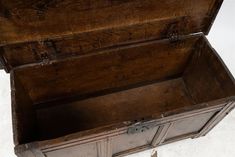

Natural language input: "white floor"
[0,0,235,157]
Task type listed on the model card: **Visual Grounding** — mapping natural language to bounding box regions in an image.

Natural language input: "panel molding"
[194,101,235,138]
[159,132,197,146]
[113,145,151,157]
[151,123,173,146]
[97,138,112,157]
[15,100,228,157]
[30,101,224,154]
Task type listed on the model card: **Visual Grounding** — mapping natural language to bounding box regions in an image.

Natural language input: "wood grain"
[36,78,194,140]
[14,37,197,104]
[2,0,234,156]
[0,0,222,46]
[10,34,235,148]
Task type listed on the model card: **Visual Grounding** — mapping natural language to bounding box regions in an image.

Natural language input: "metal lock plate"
[127,121,158,134]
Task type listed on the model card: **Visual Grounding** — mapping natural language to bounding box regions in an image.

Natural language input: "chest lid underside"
[0,0,223,72]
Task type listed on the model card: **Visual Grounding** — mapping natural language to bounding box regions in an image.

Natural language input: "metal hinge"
[168,33,181,42]
[31,40,57,65]
[167,33,186,49]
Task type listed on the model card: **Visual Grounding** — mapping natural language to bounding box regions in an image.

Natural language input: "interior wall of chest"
[13,37,200,105]
[11,35,235,144]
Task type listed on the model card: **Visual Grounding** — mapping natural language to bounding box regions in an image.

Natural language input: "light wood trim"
[113,145,152,157]
[151,123,173,146]
[97,138,112,157]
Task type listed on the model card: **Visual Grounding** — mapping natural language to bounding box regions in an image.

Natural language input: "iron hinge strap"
[168,33,182,42]
[31,40,58,65]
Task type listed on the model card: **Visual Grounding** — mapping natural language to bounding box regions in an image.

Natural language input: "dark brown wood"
[36,78,193,141]
[183,36,235,103]
[1,0,235,156]
[0,0,223,47]
[0,29,195,70]
[0,0,224,72]
[9,34,235,157]
[14,98,229,157]
[10,72,38,145]
[13,36,198,105]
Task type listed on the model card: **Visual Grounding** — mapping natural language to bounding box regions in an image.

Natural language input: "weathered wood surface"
[0,0,223,46]
[36,78,193,140]
[1,0,235,156]
[14,100,235,157]
[13,36,198,104]
[11,34,235,147]
[0,0,224,72]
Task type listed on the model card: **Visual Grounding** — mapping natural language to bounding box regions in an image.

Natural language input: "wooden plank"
[1,26,200,70]
[36,79,194,141]
[113,145,152,157]
[18,99,225,152]
[183,35,235,104]
[10,72,38,145]
[0,0,223,45]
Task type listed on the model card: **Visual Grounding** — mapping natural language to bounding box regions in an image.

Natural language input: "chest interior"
[0,0,234,146]
[11,35,235,144]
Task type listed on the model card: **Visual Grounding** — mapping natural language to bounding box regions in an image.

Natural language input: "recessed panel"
[165,111,217,141]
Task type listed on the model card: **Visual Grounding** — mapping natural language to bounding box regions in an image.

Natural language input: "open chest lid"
[0,0,223,72]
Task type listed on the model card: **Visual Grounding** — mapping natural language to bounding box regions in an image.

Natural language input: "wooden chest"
[0,0,235,156]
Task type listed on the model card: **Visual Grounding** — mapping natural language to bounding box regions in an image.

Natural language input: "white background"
[0,0,235,156]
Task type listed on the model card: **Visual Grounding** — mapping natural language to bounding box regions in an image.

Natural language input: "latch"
[168,32,185,48]
[127,120,158,134]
